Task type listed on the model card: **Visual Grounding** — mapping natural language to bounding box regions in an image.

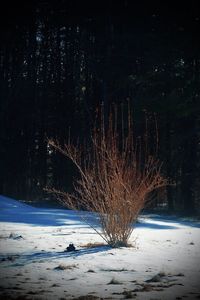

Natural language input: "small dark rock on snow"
[66,243,76,252]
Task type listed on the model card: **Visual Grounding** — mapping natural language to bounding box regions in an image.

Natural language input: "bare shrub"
[47,104,168,247]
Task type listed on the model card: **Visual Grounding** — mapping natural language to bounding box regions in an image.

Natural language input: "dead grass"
[108,277,122,285]
[87,269,96,273]
[81,242,106,248]
[101,268,128,272]
[122,290,136,299]
[54,263,78,270]
[74,296,102,300]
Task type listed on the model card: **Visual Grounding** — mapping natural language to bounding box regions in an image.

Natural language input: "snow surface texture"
[0,195,200,300]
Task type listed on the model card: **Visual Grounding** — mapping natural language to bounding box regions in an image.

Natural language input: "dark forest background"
[0,0,200,215]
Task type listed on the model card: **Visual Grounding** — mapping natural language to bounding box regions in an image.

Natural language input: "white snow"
[0,195,200,299]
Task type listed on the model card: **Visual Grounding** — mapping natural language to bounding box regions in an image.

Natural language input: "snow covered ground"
[0,195,200,300]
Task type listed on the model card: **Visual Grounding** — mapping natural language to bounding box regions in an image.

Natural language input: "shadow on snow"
[1,195,200,229]
[135,220,178,230]
[0,195,99,227]
[140,213,200,229]
[2,246,111,267]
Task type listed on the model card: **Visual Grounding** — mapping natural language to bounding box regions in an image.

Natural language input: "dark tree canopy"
[0,0,200,214]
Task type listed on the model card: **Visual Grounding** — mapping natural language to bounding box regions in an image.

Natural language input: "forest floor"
[0,195,200,300]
